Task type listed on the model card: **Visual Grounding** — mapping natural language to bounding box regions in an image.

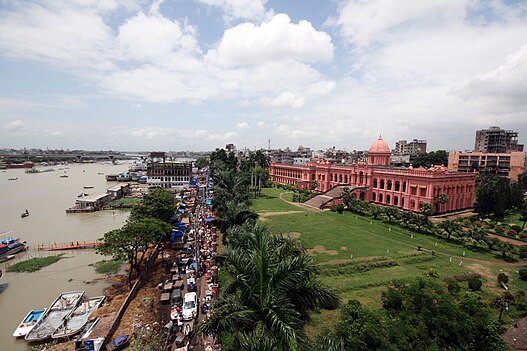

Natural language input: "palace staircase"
[303,185,351,209]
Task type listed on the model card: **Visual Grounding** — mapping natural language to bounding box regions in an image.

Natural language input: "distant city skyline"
[1,0,526,151]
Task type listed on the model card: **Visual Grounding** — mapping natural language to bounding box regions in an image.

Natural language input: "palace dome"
[369,136,390,153]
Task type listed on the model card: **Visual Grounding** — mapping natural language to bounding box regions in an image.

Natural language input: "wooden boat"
[60,175,68,178]
[83,185,94,189]
[13,309,47,337]
[7,177,18,181]
[0,254,15,263]
[21,211,29,218]
[25,291,85,342]
[51,296,105,339]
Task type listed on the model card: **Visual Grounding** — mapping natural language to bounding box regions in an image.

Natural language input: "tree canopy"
[411,150,448,168]
[97,218,172,287]
[130,187,175,223]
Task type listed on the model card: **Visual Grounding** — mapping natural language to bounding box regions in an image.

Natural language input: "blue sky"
[0,0,526,151]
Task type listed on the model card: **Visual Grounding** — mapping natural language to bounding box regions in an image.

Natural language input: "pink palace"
[270,137,476,214]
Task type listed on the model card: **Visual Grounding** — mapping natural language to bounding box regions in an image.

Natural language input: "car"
[182,292,198,321]
[170,288,184,320]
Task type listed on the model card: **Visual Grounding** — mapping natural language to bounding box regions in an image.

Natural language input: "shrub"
[519,269,527,281]
[510,224,522,232]
[497,272,509,284]
[520,232,527,239]
[473,221,482,227]
[468,277,482,291]
[336,204,344,214]
[496,227,505,234]
[329,205,337,212]
[507,229,518,236]
[423,268,439,278]
[448,281,461,295]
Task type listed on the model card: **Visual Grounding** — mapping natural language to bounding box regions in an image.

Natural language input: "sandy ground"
[503,316,527,350]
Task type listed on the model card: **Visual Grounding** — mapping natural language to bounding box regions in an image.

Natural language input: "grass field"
[250,187,527,331]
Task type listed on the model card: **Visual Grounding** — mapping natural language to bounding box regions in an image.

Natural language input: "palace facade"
[270,137,476,214]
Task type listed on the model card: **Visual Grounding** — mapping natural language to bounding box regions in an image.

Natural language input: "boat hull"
[13,309,47,337]
[52,296,105,339]
[25,291,85,342]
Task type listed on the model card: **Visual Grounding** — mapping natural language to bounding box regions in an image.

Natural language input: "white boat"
[25,291,85,342]
[13,309,47,337]
[52,296,105,339]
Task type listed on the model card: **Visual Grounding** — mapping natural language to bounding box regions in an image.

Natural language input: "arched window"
[395,181,400,191]
[394,196,399,206]
[379,193,384,203]
[359,172,364,184]
[386,194,391,204]
[360,192,365,200]
[373,178,378,188]
[402,182,407,192]
[372,192,377,201]
[380,179,385,189]
[410,200,416,209]
[387,180,392,190]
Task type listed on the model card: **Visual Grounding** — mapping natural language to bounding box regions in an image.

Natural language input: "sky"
[0,0,526,152]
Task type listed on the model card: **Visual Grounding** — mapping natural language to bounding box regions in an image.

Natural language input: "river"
[0,162,130,350]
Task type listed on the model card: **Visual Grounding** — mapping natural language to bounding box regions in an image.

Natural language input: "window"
[380,179,385,189]
[373,179,378,188]
[386,194,391,204]
[394,196,399,206]
[379,193,384,203]
[387,180,392,190]
[395,181,400,191]
[372,192,377,201]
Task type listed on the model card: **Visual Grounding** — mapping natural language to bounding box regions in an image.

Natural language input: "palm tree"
[438,220,462,240]
[199,222,339,351]
[215,200,258,235]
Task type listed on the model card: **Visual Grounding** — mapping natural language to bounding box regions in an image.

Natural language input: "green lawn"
[249,187,302,213]
[250,187,527,331]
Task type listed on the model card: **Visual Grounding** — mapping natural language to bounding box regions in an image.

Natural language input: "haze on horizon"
[0,0,526,152]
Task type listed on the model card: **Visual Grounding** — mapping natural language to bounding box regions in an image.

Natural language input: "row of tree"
[314,279,510,351]
[341,191,521,260]
[475,174,525,219]
[97,188,175,288]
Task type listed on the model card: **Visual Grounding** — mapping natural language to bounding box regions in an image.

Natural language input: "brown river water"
[0,162,130,350]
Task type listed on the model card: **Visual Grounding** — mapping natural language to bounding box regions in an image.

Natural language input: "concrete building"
[270,137,475,214]
[394,139,427,155]
[106,183,131,199]
[474,126,523,153]
[75,193,112,211]
[147,152,191,191]
[448,151,525,181]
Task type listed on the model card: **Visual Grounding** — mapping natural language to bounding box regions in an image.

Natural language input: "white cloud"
[194,0,271,23]
[260,92,305,108]
[235,122,249,129]
[207,14,333,66]
[117,11,201,62]
[4,120,34,133]
[332,0,470,47]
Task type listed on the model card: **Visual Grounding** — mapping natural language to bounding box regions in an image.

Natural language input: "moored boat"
[83,185,94,189]
[25,291,85,342]
[0,241,26,261]
[105,174,117,181]
[52,296,105,339]
[13,309,47,337]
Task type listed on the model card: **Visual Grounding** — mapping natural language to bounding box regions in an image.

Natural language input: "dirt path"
[259,210,305,220]
[488,233,527,246]
[278,192,320,212]
[503,316,527,350]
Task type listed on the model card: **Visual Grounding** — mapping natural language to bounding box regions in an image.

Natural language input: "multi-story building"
[448,151,525,181]
[474,126,523,153]
[270,137,475,214]
[394,139,427,155]
[147,152,191,191]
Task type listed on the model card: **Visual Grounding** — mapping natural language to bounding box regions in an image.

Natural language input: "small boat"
[105,174,117,181]
[97,172,104,175]
[60,175,68,178]
[8,177,18,181]
[0,254,15,263]
[25,291,85,342]
[0,242,26,261]
[83,186,94,189]
[52,296,105,339]
[21,209,29,218]
[13,309,47,337]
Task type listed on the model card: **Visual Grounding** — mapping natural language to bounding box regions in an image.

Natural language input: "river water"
[0,162,130,350]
